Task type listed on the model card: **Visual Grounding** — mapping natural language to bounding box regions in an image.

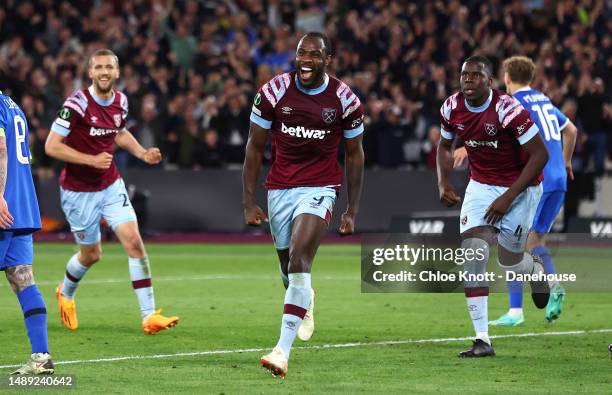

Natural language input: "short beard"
[94,79,114,94]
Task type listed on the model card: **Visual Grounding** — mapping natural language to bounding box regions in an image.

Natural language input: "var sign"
[409,220,445,234]
[590,221,612,238]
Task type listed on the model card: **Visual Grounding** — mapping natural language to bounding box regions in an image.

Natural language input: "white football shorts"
[460,179,542,252]
[267,186,337,250]
[60,178,137,245]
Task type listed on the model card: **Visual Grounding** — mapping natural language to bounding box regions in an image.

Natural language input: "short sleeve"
[249,88,274,130]
[500,99,538,145]
[51,91,87,137]
[340,90,364,138]
[553,105,570,131]
[118,91,129,132]
[439,97,455,140]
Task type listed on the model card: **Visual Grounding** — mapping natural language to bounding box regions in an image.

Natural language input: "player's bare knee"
[497,245,523,266]
[5,264,35,294]
[461,226,497,245]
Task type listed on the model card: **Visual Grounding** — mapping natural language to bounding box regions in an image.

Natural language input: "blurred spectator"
[192,128,225,168]
[578,76,609,177]
[0,0,606,173]
[161,13,198,75]
[210,92,249,163]
[134,94,166,151]
[422,125,441,170]
[374,105,409,167]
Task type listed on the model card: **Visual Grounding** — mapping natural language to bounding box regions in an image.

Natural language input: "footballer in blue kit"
[0,91,54,374]
[489,56,578,326]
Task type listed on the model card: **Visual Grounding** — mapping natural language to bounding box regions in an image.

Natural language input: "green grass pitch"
[0,243,610,393]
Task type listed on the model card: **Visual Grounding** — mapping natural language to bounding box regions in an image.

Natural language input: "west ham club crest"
[484,122,497,136]
[113,114,122,127]
[321,108,336,124]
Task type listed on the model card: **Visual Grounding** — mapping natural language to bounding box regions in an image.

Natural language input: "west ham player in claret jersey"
[488,56,578,326]
[243,32,364,377]
[436,56,549,357]
[45,49,178,335]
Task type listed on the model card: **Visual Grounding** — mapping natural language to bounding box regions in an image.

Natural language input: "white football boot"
[11,353,55,375]
[297,288,315,341]
[260,347,288,377]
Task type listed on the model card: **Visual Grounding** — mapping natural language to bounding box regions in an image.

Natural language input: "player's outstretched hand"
[92,152,113,169]
[0,197,14,229]
[439,183,461,207]
[244,205,268,226]
[484,193,513,225]
[143,148,162,165]
[453,147,468,168]
[338,212,355,236]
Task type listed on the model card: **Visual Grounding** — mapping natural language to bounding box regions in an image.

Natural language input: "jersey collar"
[514,86,532,93]
[88,85,115,107]
[295,73,329,95]
[464,89,493,113]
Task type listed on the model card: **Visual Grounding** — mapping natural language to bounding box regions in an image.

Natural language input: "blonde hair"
[503,56,535,85]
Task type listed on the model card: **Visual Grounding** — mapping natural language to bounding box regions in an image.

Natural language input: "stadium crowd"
[0,0,610,175]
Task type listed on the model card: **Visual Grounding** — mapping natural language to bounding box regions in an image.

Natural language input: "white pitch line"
[1,328,610,369]
[0,274,357,288]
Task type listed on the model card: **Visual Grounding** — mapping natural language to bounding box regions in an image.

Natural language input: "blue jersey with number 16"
[0,92,41,231]
[512,87,569,192]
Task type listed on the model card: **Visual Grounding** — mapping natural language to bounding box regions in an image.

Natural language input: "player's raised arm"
[114,130,161,165]
[339,133,364,235]
[242,122,269,226]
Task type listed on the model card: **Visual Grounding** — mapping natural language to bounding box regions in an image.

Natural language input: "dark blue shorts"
[0,231,34,270]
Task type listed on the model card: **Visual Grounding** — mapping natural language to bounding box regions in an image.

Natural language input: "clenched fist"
[142,148,162,165]
[91,152,113,169]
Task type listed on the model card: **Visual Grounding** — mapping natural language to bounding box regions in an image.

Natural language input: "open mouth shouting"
[299,65,315,83]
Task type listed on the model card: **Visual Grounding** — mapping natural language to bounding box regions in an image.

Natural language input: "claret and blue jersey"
[250,71,365,190]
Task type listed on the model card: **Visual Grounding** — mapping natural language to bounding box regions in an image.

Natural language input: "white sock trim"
[128,256,152,281]
[129,256,155,319]
[62,254,90,299]
[476,332,491,345]
[508,308,523,317]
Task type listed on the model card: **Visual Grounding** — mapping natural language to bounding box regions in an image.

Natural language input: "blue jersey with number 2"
[513,88,569,192]
[0,92,41,231]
